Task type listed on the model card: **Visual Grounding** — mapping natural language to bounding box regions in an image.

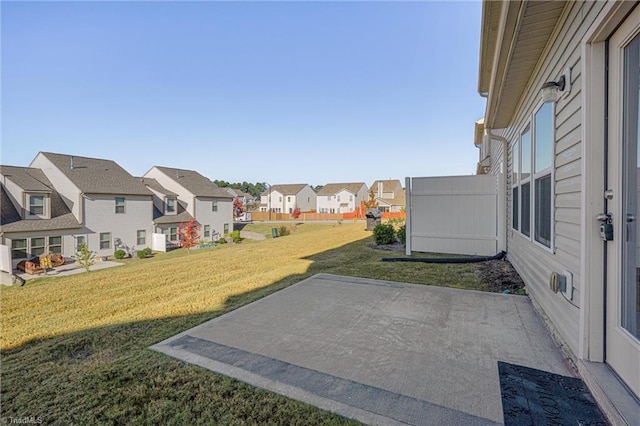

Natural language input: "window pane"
[204,225,210,237]
[535,103,554,173]
[212,201,218,212]
[167,198,176,213]
[535,175,552,247]
[521,182,531,237]
[100,233,111,249]
[521,128,531,179]
[512,141,520,185]
[49,236,62,253]
[224,223,229,234]
[115,197,125,214]
[512,187,519,230]
[31,237,45,256]
[30,195,44,215]
[11,239,27,258]
[137,230,146,245]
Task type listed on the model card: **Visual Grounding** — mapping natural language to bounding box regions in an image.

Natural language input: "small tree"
[292,207,301,219]
[76,243,95,273]
[233,197,244,219]
[364,188,379,209]
[177,219,201,253]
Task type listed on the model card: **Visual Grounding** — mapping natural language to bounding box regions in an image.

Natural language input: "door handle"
[626,214,636,222]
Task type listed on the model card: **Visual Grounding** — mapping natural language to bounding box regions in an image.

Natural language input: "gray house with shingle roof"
[143,166,233,241]
[1,165,82,268]
[30,152,154,257]
[259,184,317,213]
[316,183,368,214]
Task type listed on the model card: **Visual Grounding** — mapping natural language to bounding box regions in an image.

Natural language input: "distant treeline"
[212,180,267,199]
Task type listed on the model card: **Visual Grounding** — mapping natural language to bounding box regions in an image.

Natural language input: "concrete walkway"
[152,274,575,425]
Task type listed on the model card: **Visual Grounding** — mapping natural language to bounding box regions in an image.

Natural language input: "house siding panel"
[501,0,607,357]
[83,194,153,255]
[194,197,233,239]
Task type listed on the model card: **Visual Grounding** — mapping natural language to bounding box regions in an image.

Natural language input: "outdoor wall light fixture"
[541,67,571,103]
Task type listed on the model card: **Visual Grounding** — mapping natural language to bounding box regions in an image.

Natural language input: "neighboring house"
[477,0,639,416]
[30,152,154,257]
[140,177,194,243]
[371,179,405,212]
[225,188,256,208]
[316,183,368,214]
[0,165,82,268]
[143,166,233,241]
[259,184,316,213]
[376,189,406,213]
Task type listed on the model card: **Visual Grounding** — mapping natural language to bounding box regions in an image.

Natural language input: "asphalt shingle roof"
[0,186,81,233]
[371,179,403,194]
[38,152,152,196]
[153,166,232,198]
[0,166,54,192]
[266,184,310,196]
[316,183,366,196]
[152,199,194,224]
[140,177,178,196]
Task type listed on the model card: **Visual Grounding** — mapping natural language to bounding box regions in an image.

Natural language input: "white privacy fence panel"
[152,233,167,252]
[406,175,502,256]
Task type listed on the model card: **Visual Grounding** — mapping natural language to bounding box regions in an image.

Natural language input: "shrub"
[137,248,152,259]
[218,237,227,244]
[373,223,396,245]
[114,249,126,260]
[278,226,290,237]
[231,230,242,243]
[397,224,406,246]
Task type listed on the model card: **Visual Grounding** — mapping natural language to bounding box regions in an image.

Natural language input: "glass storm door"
[606,7,640,398]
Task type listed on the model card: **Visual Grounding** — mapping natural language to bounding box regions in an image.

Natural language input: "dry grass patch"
[1,222,487,424]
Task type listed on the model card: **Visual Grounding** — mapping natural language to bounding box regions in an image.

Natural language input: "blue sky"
[2,0,485,187]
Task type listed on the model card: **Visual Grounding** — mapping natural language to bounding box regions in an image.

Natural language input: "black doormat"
[498,361,608,425]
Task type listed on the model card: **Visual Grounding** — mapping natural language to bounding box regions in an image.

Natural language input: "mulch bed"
[369,243,526,294]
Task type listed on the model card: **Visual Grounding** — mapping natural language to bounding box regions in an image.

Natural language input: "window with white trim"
[510,103,555,248]
[48,236,62,253]
[512,139,520,230]
[137,230,146,245]
[115,197,125,214]
[204,225,210,238]
[166,198,176,213]
[533,102,554,248]
[212,200,218,212]
[11,239,27,259]
[28,195,45,216]
[100,232,111,250]
[31,237,45,256]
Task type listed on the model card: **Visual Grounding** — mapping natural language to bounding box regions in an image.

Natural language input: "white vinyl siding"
[502,0,607,356]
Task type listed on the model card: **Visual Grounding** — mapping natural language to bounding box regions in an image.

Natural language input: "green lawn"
[1,222,484,425]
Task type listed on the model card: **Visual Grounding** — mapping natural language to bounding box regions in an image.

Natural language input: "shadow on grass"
[0,235,510,424]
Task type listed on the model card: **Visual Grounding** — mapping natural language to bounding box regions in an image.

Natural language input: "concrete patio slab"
[152,273,575,425]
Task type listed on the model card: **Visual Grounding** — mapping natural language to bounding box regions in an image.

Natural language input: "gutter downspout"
[483,128,508,254]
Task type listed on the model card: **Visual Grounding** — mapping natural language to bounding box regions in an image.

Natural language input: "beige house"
[144,166,234,241]
[371,179,405,212]
[477,1,639,420]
